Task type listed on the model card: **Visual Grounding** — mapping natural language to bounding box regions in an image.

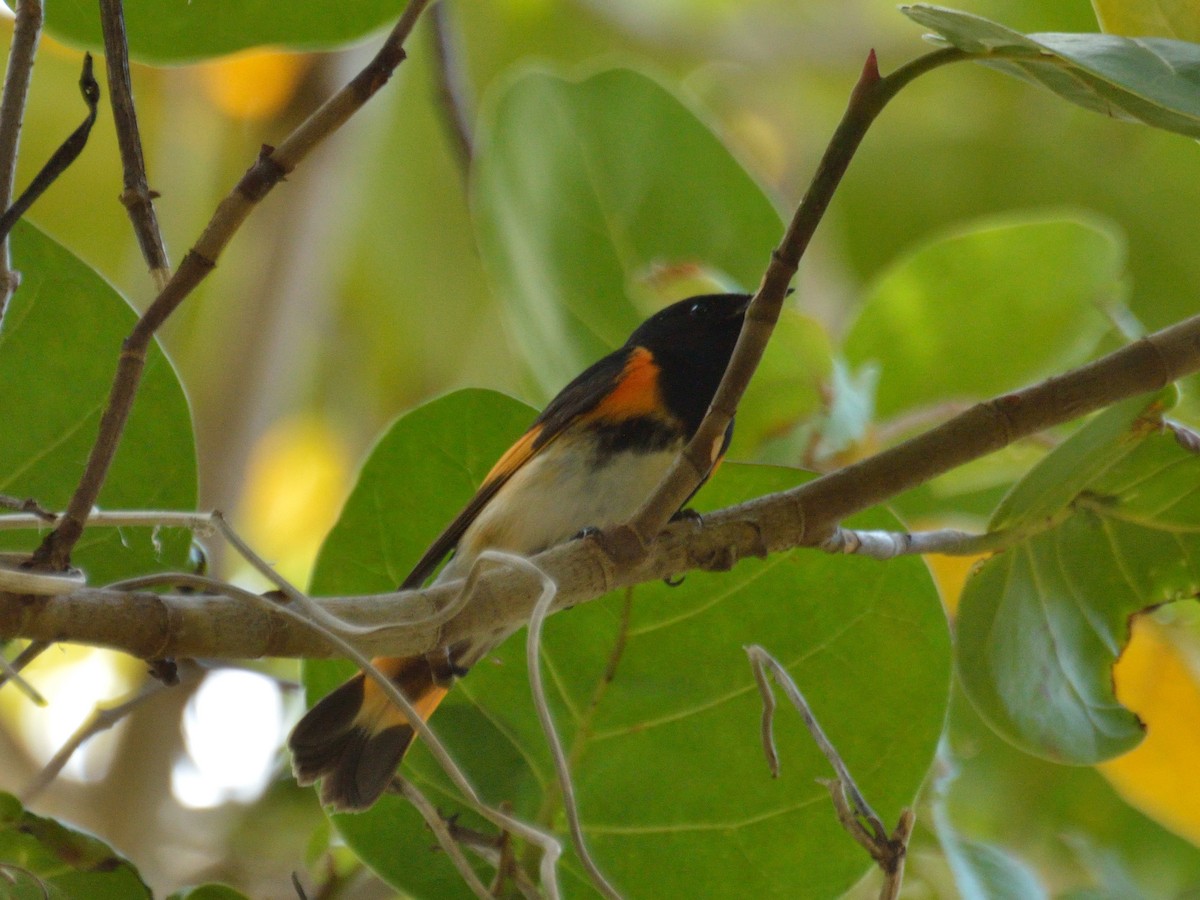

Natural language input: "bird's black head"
[627,292,751,434]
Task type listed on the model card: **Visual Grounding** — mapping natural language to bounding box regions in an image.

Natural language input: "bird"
[288,291,751,810]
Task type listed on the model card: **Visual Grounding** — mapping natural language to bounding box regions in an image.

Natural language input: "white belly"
[437,438,681,583]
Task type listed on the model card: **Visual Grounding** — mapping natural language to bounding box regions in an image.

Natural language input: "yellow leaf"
[1098,615,1200,846]
[235,416,351,586]
[1092,0,1200,42]
[196,49,310,122]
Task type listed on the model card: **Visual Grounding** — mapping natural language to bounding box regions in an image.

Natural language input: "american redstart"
[289,291,751,810]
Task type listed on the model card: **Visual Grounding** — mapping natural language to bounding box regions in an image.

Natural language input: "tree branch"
[0,0,42,324]
[98,0,170,288]
[2,307,1197,659]
[746,645,912,898]
[29,0,435,572]
[428,0,473,173]
[619,47,968,560]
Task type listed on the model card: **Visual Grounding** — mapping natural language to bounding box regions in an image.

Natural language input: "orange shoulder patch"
[587,347,663,421]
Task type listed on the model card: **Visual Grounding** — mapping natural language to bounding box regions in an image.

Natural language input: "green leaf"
[167,886,251,900]
[45,1,409,64]
[903,5,1200,138]
[472,67,786,399]
[945,839,1048,900]
[945,683,1200,894]
[989,390,1172,531]
[0,222,196,584]
[733,309,832,457]
[0,791,151,899]
[303,390,950,897]
[958,407,1200,763]
[307,389,537,603]
[843,212,1123,418]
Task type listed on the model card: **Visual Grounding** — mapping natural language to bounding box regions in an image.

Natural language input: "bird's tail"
[288,653,453,811]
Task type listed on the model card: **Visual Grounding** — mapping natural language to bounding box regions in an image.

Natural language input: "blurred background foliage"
[0,0,1199,897]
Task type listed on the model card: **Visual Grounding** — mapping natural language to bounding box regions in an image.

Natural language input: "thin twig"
[0,0,42,323]
[98,0,170,288]
[0,646,44,705]
[0,509,217,532]
[208,511,471,635]
[820,526,1011,559]
[0,640,47,692]
[428,0,474,172]
[0,495,56,521]
[204,517,566,898]
[0,52,99,244]
[745,646,912,895]
[517,549,623,900]
[31,0,435,572]
[619,46,968,560]
[394,776,494,900]
[19,659,202,803]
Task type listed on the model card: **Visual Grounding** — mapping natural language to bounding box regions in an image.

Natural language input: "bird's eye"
[689,301,705,317]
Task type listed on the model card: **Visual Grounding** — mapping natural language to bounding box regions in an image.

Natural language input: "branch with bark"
[2,306,1196,659]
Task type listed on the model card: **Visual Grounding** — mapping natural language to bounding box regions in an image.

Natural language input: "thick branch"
[31,0,433,571]
[3,309,1197,659]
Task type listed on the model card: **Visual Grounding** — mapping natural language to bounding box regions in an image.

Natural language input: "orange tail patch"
[289,654,451,811]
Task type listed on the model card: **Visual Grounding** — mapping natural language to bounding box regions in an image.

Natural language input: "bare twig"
[31,0,435,572]
[0,52,98,244]
[518,549,623,900]
[98,0,170,288]
[428,0,474,171]
[0,509,217,532]
[0,640,47,692]
[394,777,494,900]
[0,0,42,323]
[619,47,968,559]
[0,494,56,521]
[746,646,912,898]
[200,520,567,898]
[0,645,44,705]
[20,659,202,803]
[820,526,1010,559]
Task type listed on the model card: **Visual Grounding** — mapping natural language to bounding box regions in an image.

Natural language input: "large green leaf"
[903,5,1200,138]
[0,222,195,585]
[0,791,151,899]
[958,393,1200,763]
[843,213,1122,418]
[46,1,408,64]
[472,67,789,400]
[989,391,1171,532]
[303,389,950,897]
